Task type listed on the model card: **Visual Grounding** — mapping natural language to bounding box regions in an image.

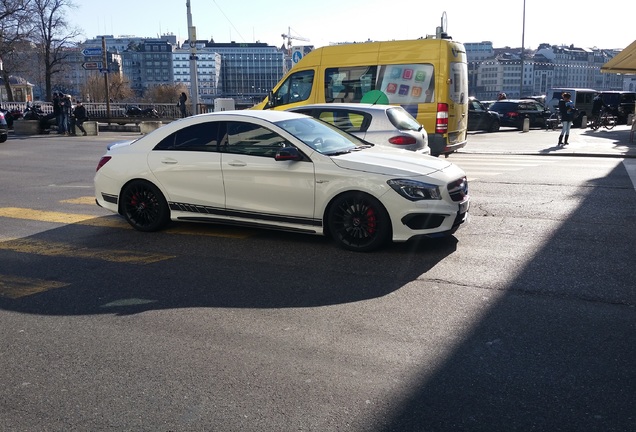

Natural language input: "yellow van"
[253,38,469,156]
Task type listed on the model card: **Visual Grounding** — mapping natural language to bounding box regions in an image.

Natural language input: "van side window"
[325,66,378,103]
[272,70,314,106]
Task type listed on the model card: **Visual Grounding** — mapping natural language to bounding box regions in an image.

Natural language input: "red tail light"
[436,103,449,134]
[388,135,417,145]
[96,156,111,172]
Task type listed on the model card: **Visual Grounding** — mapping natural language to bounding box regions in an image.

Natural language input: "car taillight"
[96,156,111,172]
[507,112,519,117]
[436,103,449,134]
[388,135,417,145]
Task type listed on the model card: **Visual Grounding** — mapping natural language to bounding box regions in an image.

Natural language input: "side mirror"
[267,90,275,109]
[275,146,303,161]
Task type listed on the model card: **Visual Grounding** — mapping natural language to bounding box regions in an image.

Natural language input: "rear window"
[386,107,422,131]
[489,101,517,111]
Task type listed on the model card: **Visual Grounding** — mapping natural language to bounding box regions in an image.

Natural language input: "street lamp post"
[186,1,200,115]
[519,0,526,98]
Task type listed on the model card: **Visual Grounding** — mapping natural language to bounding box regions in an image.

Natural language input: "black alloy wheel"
[121,180,170,232]
[327,192,391,252]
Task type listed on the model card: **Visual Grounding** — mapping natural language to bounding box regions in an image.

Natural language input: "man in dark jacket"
[70,101,88,136]
[53,92,62,134]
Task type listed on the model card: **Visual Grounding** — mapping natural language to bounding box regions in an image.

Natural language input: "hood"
[330,146,453,176]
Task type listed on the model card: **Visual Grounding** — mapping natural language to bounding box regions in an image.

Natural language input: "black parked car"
[488,99,552,130]
[0,111,8,143]
[468,97,500,132]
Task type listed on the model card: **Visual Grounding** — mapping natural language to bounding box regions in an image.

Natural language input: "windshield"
[274,117,368,155]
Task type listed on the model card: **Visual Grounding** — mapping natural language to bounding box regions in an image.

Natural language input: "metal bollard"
[522,117,530,132]
[580,115,587,129]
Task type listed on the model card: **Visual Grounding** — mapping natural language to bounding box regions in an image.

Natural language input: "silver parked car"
[287,103,430,155]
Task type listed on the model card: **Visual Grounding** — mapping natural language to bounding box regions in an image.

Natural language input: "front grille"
[448,177,468,202]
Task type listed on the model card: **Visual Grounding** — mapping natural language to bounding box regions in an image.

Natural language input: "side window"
[272,70,314,106]
[224,121,289,158]
[154,122,222,151]
[317,110,365,133]
[325,66,378,103]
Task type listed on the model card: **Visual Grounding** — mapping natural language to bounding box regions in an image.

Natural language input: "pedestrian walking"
[558,92,575,146]
[178,92,188,118]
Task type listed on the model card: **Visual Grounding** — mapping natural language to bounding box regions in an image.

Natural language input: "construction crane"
[281,27,309,54]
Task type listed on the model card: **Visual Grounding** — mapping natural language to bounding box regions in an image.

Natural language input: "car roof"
[198,109,309,122]
[492,99,539,103]
[288,103,399,112]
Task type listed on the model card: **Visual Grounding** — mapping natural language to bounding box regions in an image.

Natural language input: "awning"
[601,40,636,74]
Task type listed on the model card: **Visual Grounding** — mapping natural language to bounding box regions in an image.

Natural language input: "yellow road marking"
[60,196,96,205]
[0,207,252,238]
[0,275,69,299]
[0,207,106,224]
[0,238,174,264]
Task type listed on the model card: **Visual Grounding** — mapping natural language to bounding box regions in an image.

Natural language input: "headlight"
[387,179,442,201]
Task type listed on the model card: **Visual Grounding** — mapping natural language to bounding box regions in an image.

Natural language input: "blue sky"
[71,0,633,50]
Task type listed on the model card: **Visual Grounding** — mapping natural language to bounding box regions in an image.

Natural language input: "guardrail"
[2,101,247,126]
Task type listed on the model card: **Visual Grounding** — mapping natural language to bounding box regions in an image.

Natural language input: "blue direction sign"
[82,47,102,57]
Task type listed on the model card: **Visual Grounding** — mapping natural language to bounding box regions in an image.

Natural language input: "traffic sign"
[292,48,303,64]
[82,47,102,57]
[82,62,102,70]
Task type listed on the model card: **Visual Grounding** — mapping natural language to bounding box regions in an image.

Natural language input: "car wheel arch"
[118,178,171,232]
[323,190,393,252]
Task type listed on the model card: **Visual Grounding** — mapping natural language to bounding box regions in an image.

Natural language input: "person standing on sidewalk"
[178,92,188,118]
[61,95,72,135]
[558,92,575,146]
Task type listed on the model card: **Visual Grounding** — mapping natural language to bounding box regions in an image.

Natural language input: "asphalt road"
[1,127,634,431]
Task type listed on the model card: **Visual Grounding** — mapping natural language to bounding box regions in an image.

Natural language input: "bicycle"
[545,112,561,130]
[589,108,616,131]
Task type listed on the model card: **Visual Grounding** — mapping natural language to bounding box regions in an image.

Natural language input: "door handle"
[228,160,247,167]
[161,158,178,164]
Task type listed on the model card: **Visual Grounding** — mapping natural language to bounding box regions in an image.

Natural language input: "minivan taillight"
[436,103,449,134]
[96,156,111,172]
[388,135,417,145]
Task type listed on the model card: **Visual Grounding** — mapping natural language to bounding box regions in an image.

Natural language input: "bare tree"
[143,83,189,104]
[31,0,81,101]
[81,73,134,103]
[0,0,36,101]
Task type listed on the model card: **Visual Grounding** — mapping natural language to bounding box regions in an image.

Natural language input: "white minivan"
[546,88,597,126]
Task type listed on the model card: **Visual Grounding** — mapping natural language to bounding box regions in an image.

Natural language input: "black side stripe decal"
[169,202,322,227]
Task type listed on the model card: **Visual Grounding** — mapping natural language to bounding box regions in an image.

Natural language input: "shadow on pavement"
[0,221,457,315]
[377,164,636,430]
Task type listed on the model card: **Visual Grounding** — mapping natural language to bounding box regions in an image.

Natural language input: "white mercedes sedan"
[94,110,469,252]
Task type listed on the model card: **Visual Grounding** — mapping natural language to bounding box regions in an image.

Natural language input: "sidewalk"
[6,123,636,158]
[461,124,636,158]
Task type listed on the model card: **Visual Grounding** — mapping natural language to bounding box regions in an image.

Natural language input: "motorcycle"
[0,107,23,129]
[22,104,56,133]
[125,105,159,118]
